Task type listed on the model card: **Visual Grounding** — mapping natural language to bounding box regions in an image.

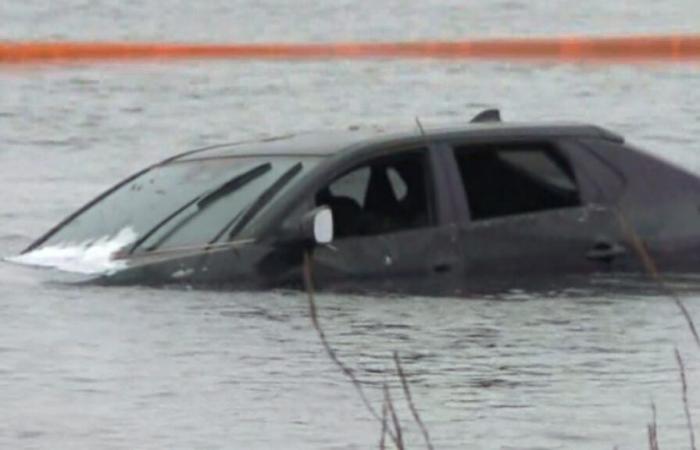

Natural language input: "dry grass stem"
[302,251,380,419]
[380,393,389,450]
[647,401,659,450]
[393,351,434,450]
[383,383,405,450]
[302,251,402,448]
[616,210,700,449]
[615,209,700,350]
[675,349,697,450]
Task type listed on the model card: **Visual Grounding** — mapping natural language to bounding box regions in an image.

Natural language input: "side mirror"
[306,206,334,245]
[279,206,334,247]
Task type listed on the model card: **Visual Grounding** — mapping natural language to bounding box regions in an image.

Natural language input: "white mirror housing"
[313,206,334,245]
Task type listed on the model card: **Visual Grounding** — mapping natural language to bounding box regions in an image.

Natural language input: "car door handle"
[433,262,453,273]
[586,241,627,262]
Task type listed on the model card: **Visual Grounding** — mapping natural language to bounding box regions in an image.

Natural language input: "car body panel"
[580,138,700,270]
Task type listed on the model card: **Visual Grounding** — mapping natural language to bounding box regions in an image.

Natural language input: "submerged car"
[13,110,700,294]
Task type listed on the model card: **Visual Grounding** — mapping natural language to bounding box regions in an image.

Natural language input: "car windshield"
[32,156,320,254]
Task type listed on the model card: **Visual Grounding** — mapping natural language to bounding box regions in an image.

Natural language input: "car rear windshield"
[34,156,320,253]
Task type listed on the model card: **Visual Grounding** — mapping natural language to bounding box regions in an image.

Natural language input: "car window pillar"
[560,138,627,206]
[431,141,471,224]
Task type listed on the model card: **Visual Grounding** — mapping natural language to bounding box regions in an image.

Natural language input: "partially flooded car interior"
[311,141,583,241]
[314,149,433,238]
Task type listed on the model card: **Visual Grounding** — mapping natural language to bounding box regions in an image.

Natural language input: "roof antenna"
[470,108,501,123]
[415,116,427,136]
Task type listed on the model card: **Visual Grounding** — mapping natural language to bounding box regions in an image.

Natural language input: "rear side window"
[453,143,581,220]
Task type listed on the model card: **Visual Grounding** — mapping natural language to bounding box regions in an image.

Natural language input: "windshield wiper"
[197,163,270,209]
[127,163,271,255]
[225,162,303,240]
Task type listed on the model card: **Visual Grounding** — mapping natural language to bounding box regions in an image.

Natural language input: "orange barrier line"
[1,35,700,63]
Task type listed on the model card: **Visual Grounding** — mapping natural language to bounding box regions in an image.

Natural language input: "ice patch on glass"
[6,227,138,275]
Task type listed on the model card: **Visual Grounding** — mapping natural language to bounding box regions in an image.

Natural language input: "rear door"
[440,138,635,290]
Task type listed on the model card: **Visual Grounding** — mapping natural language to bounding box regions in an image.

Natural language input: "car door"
[439,138,637,290]
[308,144,464,296]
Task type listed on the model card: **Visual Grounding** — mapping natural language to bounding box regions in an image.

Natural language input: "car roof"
[170,121,623,162]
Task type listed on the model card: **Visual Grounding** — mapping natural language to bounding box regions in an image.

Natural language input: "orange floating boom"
[1,35,700,63]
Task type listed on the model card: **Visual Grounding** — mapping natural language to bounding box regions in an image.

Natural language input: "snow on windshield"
[6,227,138,275]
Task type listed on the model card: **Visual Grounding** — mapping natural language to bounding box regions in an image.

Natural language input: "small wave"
[4,227,137,275]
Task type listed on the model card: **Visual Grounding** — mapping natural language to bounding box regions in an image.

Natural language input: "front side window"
[315,149,433,239]
[453,143,581,220]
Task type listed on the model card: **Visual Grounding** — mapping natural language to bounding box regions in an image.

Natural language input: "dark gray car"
[16,111,700,294]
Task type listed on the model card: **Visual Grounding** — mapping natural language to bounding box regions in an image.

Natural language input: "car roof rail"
[470,108,501,123]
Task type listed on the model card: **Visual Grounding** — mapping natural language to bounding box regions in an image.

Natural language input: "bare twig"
[302,251,401,448]
[384,383,405,450]
[615,209,700,350]
[302,251,380,419]
[380,392,389,450]
[616,209,700,450]
[647,401,660,450]
[675,349,697,450]
[393,351,435,450]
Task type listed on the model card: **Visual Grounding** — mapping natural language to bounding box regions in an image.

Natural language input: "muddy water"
[1,1,700,448]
